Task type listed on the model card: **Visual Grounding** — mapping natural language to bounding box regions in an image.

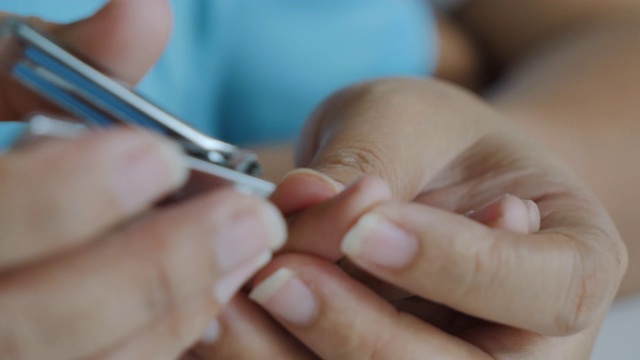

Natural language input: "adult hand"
[245,250,598,360]
[0,0,170,121]
[194,78,626,358]
[190,186,542,360]
[0,3,287,359]
[276,78,627,356]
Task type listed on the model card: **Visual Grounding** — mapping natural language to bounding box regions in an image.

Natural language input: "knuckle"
[337,312,396,360]
[316,145,402,191]
[138,226,187,320]
[325,146,386,176]
[335,315,369,355]
[366,324,399,360]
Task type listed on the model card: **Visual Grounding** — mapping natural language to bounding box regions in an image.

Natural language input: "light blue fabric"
[0,122,28,150]
[0,0,437,147]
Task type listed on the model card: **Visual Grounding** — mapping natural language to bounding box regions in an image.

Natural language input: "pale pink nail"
[524,199,541,232]
[249,268,318,325]
[468,194,533,234]
[341,213,418,269]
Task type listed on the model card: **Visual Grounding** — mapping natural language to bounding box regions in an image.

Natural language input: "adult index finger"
[0,129,187,269]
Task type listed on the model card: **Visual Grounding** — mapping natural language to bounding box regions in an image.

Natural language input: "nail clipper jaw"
[2,17,272,196]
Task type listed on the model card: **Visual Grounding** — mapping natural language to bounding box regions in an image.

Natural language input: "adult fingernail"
[113,136,188,212]
[213,201,286,272]
[213,251,272,304]
[281,168,345,194]
[341,213,418,269]
[249,268,318,326]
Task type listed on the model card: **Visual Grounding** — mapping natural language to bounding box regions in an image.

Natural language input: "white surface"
[593,294,640,359]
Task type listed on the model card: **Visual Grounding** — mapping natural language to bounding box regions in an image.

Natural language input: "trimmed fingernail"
[200,319,222,344]
[114,137,187,211]
[281,168,345,194]
[213,202,286,272]
[214,251,272,304]
[524,199,541,232]
[249,268,318,326]
[341,213,418,269]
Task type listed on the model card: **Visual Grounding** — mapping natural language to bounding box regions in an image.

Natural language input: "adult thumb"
[52,0,172,84]
[0,0,172,121]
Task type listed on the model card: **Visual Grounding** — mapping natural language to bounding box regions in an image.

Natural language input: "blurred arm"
[450,0,640,296]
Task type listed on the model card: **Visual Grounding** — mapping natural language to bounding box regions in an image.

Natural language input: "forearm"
[485,19,640,296]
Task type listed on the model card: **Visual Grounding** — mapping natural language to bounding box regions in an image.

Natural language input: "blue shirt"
[0,0,437,147]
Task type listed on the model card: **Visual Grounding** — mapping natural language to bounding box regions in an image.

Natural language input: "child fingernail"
[465,194,507,224]
[524,199,541,232]
[341,213,418,269]
[249,268,318,326]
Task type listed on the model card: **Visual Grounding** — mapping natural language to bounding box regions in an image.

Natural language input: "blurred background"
[1,1,638,358]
